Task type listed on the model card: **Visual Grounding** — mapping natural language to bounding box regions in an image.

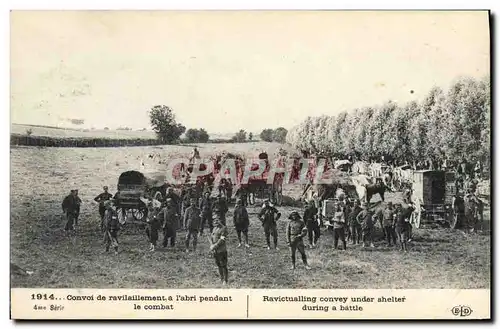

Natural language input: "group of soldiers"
[59,167,483,285]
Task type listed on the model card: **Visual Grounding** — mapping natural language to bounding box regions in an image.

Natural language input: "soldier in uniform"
[165,187,181,215]
[62,189,79,233]
[286,211,311,270]
[212,195,229,225]
[348,199,363,245]
[209,215,229,285]
[333,204,347,250]
[145,199,162,251]
[199,191,213,235]
[394,204,410,252]
[382,202,397,246]
[356,202,375,248]
[303,200,320,248]
[184,197,202,252]
[258,200,281,250]
[94,186,113,230]
[464,188,481,234]
[103,200,120,255]
[233,198,250,248]
[157,198,178,248]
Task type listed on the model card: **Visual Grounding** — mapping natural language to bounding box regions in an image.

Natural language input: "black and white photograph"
[9,9,491,319]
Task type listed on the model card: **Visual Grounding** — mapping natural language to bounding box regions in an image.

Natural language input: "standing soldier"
[103,200,120,255]
[258,200,281,250]
[94,186,113,231]
[286,211,311,270]
[199,191,213,235]
[235,186,248,207]
[394,204,410,252]
[213,195,229,225]
[382,202,397,246]
[184,197,202,252]
[165,187,181,215]
[348,199,363,245]
[209,215,229,285]
[233,198,250,248]
[303,200,320,248]
[333,204,347,250]
[145,199,162,251]
[158,199,178,248]
[464,188,481,234]
[62,189,79,233]
[356,202,375,248]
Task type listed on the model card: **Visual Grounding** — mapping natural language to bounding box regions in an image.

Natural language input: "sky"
[10,11,490,134]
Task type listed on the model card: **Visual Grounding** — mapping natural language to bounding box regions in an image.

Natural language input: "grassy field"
[11,123,238,141]
[10,142,491,289]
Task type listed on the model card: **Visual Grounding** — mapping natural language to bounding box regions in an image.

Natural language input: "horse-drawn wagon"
[410,170,459,229]
[114,170,169,223]
[243,152,284,206]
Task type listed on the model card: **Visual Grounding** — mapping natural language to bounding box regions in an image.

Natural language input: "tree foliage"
[286,75,490,166]
[260,127,288,143]
[232,129,247,143]
[149,105,186,144]
[184,128,210,143]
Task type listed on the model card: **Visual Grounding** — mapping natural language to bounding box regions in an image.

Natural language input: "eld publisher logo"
[451,305,473,317]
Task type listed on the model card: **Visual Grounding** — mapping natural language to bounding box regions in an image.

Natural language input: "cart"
[114,170,169,223]
[245,152,284,206]
[410,170,458,229]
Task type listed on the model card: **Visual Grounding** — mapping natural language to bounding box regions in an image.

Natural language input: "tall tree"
[272,127,288,143]
[149,105,186,143]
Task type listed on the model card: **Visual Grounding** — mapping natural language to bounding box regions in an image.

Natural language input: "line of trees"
[260,127,288,143]
[286,75,490,169]
[11,134,164,147]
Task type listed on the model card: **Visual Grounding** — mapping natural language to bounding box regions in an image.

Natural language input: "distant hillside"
[12,124,157,140]
[11,124,253,143]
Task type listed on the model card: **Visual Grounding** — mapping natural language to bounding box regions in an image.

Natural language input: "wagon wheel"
[449,197,460,229]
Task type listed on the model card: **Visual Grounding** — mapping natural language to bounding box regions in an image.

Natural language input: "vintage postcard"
[10,10,491,320]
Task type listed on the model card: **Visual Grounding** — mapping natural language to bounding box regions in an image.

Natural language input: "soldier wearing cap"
[303,200,320,248]
[258,199,281,250]
[209,215,229,285]
[356,202,375,248]
[157,198,179,248]
[464,188,481,234]
[212,194,229,225]
[233,198,250,248]
[62,189,79,232]
[184,197,202,252]
[286,211,311,270]
[103,200,120,255]
[145,197,162,251]
[348,199,363,245]
[94,186,113,229]
[199,191,213,235]
[382,202,397,246]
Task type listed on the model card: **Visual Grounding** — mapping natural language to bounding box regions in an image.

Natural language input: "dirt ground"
[10,142,491,289]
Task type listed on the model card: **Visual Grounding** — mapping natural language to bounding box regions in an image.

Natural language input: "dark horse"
[365,179,390,203]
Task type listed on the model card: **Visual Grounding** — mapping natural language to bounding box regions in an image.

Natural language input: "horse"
[365,179,390,203]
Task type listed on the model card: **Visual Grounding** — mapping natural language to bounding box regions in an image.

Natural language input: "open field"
[11,123,239,141]
[10,142,491,289]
